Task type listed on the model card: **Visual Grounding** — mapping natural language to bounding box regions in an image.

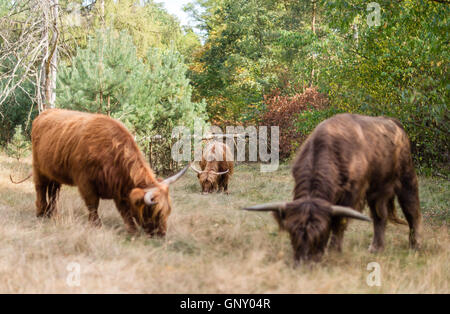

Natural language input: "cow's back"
[293,113,413,204]
[201,141,234,174]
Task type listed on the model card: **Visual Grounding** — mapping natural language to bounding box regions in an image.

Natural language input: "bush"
[294,106,346,150]
[6,125,30,161]
[260,87,328,159]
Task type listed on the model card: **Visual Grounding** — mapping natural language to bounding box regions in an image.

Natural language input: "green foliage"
[189,0,449,169]
[0,0,10,16]
[0,57,37,145]
[6,125,30,161]
[188,0,283,123]
[97,0,201,61]
[121,47,208,173]
[296,106,345,141]
[57,29,140,115]
[122,47,207,137]
[189,0,343,124]
[324,0,449,167]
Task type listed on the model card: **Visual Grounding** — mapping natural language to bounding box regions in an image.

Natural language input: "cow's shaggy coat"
[192,141,234,194]
[31,109,186,236]
[245,114,422,262]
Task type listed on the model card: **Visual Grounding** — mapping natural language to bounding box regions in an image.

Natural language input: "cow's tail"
[388,200,408,225]
[10,172,33,184]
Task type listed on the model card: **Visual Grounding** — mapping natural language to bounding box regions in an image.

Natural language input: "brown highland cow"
[244,114,422,262]
[29,109,188,236]
[190,141,234,194]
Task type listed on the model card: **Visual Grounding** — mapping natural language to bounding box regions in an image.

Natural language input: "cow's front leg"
[329,217,347,252]
[221,174,230,194]
[114,199,137,234]
[78,183,101,227]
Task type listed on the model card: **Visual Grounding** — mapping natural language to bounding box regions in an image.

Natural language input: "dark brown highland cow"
[244,114,422,262]
[190,141,234,194]
[29,109,188,236]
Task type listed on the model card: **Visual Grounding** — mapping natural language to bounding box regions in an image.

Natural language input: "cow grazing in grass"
[191,141,234,194]
[30,109,188,236]
[244,114,421,262]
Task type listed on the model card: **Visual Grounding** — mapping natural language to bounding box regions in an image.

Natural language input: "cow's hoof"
[409,242,421,251]
[368,244,384,254]
[89,219,102,228]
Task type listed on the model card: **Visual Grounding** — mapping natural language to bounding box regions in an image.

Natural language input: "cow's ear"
[129,188,145,207]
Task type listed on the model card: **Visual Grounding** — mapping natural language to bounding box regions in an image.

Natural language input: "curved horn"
[211,169,229,175]
[190,164,205,174]
[243,202,287,212]
[163,164,190,185]
[144,189,157,206]
[331,205,372,222]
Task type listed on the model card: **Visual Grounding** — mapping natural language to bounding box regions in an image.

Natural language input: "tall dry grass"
[0,154,448,293]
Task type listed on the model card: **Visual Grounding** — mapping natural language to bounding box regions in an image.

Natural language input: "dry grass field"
[0,153,448,293]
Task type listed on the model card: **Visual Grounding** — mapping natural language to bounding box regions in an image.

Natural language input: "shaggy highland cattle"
[29,109,188,236]
[191,141,234,194]
[244,113,422,262]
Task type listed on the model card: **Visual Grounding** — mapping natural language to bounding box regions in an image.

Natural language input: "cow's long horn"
[331,205,372,222]
[211,169,229,175]
[190,164,205,174]
[243,202,287,212]
[144,189,157,206]
[163,164,190,185]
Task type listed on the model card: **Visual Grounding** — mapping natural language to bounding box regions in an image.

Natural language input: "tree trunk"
[43,0,59,110]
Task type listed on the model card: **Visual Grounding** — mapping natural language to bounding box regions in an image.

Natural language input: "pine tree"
[123,47,207,137]
[121,47,207,173]
[6,125,30,161]
[57,29,140,116]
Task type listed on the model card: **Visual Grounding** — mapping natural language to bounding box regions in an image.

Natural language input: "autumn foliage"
[260,87,328,159]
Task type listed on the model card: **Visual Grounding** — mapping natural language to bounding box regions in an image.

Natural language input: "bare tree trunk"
[39,15,49,113]
[49,0,59,108]
[44,0,59,110]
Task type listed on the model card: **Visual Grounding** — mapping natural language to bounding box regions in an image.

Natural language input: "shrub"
[294,106,346,151]
[6,125,30,161]
[260,87,328,159]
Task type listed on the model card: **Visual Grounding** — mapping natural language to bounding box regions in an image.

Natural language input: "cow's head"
[243,198,371,262]
[129,165,189,236]
[190,165,229,194]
